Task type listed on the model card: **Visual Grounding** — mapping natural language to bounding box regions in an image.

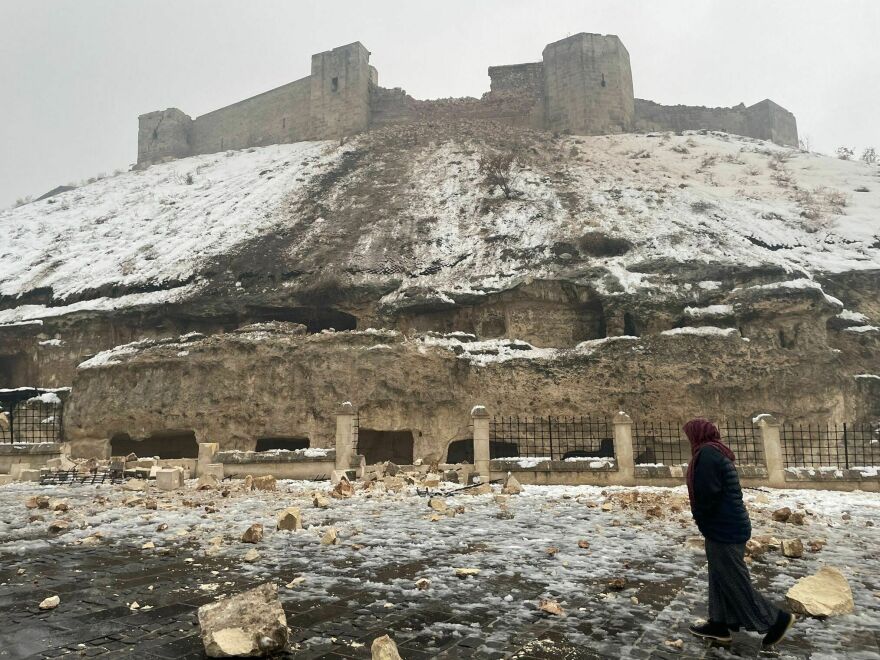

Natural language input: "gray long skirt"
[705,539,779,633]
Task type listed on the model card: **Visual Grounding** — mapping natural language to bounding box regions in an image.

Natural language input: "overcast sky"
[1,0,878,209]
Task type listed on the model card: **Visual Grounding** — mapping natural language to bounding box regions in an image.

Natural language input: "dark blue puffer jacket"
[690,445,751,544]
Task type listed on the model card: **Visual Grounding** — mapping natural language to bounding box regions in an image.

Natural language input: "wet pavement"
[0,482,878,659]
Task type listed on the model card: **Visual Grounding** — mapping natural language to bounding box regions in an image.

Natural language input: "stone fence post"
[612,412,636,486]
[335,402,356,471]
[472,406,490,481]
[757,415,786,488]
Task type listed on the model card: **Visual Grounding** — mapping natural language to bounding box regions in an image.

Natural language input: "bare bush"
[861,147,877,165]
[690,200,714,214]
[478,151,517,200]
[836,146,854,160]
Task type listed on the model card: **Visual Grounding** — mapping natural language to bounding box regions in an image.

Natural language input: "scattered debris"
[781,539,804,558]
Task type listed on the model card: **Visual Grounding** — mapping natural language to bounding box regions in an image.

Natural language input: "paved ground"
[0,481,878,659]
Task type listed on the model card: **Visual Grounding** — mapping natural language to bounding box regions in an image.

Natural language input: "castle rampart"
[137,33,798,166]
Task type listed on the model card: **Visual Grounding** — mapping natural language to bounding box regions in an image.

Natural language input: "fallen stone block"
[276,507,303,531]
[197,583,288,657]
[371,634,402,660]
[313,495,330,508]
[782,539,804,558]
[241,524,264,544]
[253,475,276,491]
[331,478,354,499]
[321,527,338,545]
[122,479,147,491]
[786,567,854,617]
[155,469,182,491]
[772,507,792,522]
[501,473,523,495]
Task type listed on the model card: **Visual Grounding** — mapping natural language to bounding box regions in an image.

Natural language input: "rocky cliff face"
[1,121,878,452]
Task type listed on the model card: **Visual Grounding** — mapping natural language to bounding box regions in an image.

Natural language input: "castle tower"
[137,108,193,165]
[542,33,634,135]
[309,42,371,139]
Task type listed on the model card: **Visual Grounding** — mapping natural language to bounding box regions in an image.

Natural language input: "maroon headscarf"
[684,418,736,507]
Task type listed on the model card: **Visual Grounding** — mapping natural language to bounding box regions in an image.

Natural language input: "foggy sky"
[1,0,878,209]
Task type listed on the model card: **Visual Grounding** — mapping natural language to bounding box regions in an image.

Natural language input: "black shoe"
[688,620,732,643]
[762,611,796,648]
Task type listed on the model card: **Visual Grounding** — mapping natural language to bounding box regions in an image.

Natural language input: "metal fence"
[781,422,880,470]
[489,415,613,460]
[719,419,765,466]
[0,389,64,444]
[633,420,689,466]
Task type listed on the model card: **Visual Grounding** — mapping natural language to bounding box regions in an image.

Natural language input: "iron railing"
[0,389,64,444]
[781,422,880,470]
[719,419,765,466]
[489,415,612,461]
[633,420,689,466]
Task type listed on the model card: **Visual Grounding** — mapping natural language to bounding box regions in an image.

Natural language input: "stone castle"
[137,32,798,166]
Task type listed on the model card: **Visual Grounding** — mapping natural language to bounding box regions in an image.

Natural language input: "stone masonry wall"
[137,33,798,166]
[191,77,312,155]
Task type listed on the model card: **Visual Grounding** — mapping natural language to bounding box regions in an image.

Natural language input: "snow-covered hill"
[1,124,878,326]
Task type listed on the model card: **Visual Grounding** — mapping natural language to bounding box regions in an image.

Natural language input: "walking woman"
[684,418,796,649]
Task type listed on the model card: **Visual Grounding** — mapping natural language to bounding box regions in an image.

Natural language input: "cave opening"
[357,429,414,465]
[624,312,640,337]
[445,439,473,464]
[255,437,310,452]
[246,306,357,333]
[110,430,199,459]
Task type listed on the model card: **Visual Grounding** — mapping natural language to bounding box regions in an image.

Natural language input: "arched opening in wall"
[357,429,414,465]
[255,437,309,452]
[624,312,640,337]
[110,430,199,459]
[446,439,473,464]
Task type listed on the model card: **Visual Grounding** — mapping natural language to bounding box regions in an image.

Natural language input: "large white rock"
[785,566,854,617]
[371,634,402,660]
[197,583,288,657]
[156,468,183,491]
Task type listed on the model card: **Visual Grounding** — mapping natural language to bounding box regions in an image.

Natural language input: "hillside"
[1,123,878,326]
[1,122,878,388]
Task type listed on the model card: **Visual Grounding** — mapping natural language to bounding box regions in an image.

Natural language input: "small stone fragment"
[454,568,480,577]
[578,539,591,550]
[243,548,260,563]
[781,539,804,558]
[501,473,523,495]
[772,507,792,522]
[664,639,684,649]
[428,498,447,513]
[371,634,403,660]
[142,541,155,549]
[320,527,338,545]
[788,511,806,525]
[545,546,559,557]
[415,578,430,590]
[252,475,276,491]
[808,538,827,553]
[608,577,626,591]
[39,595,60,610]
[538,598,564,616]
[47,519,70,534]
[241,523,264,544]
[313,495,330,509]
[331,478,354,499]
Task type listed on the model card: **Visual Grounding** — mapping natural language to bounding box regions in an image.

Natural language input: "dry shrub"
[478,151,517,199]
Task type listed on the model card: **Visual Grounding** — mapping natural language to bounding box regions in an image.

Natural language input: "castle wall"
[542,33,634,135]
[634,98,798,147]
[137,34,799,166]
[137,108,193,164]
[191,77,312,155]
